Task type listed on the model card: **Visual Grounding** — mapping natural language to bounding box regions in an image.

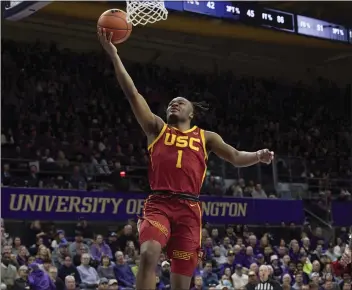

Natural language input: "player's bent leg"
[137,217,170,290]
[170,253,198,290]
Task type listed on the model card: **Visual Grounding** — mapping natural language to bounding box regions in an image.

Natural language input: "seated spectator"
[216,275,234,290]
[77,253,100,288]
[292,273,304,290]
[53,242,70,268]
[1,252,17,288]
[69,232,89,258]
[28,263,55,290]
[118,225,137,252]
[213,246,227,265]
[246,271,258,290]
[12,237,23,255]
[51,230,68,250]
[73,244,90,267]
[202,261,219,288]
[35,246,51,265]
[124,241,138,265]
[91,235,113,262]
[97,255,115,279]
[160,261,171,289]
[97,277,109,290]
[65,275,79,290]
[108,279,119,290]
[43,259,53,273]
[16,246,28,267]
[107,233,119,257]
[113,251,136,288]
[58,255,81,285]
[231,264,248,289]
[48,265,65,290]
[219,250,235,276]
[191,275,203,290]
[13,265,30,290]
[282,274,294,289]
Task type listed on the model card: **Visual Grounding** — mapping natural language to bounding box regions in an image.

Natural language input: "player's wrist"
[256,150,263,163]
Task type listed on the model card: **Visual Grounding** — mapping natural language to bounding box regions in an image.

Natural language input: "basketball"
[97,9,132,44]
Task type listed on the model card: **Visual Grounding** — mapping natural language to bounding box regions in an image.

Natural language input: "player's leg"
[168,201,202,290]
[137,212,170,290]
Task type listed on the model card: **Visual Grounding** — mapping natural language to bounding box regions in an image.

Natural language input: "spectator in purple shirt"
[16,246,28,266]
[243,246,256,269]
[289,240,301,263]
[256,254,265,266]
[233,245,245,265]
[90,235,113,261]
[203,237,214,260]
[219,250,235,276]
[248,235,260,255]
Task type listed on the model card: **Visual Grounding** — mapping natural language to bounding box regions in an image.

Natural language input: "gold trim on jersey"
[171,125,198,134]
[197,202,202,248]
[200,129,208,160]
[147,123,167,151]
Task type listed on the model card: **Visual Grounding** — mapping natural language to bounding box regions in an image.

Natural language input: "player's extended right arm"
[110,55,163,134]
[98,28,163,136]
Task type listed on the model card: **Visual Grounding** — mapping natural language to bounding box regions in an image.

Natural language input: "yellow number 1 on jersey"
[176,150,183,168]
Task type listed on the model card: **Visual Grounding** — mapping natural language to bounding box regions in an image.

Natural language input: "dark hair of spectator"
[43,258,52,264]
[100,255,111,266]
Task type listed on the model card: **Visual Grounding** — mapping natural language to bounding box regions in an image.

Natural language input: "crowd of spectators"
[1,40,351,195]
[1,218,351,290]
[1,37,352,290]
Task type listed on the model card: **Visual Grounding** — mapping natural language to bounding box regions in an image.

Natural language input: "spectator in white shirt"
[77,253,100,289]
[232,264,248,290]
[1,253,17,288]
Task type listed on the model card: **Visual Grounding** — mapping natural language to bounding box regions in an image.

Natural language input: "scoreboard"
[165,1,352,44]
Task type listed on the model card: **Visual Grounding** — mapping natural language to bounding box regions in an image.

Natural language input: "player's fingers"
[108,32,113,43]
[102,28,107,41]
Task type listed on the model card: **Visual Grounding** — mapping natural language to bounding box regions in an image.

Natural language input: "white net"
[126,0,168,26]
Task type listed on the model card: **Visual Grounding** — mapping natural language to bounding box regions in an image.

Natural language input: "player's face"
[166,97,193,123]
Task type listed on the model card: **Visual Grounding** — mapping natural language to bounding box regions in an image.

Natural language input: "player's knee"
[140,240,161,267]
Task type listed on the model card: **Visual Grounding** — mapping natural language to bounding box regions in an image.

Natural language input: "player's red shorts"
[138,194,202,277]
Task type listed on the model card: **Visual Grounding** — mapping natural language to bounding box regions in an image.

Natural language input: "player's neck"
[168,122,191,132]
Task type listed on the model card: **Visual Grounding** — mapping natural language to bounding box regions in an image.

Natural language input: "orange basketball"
[97,9,132,44]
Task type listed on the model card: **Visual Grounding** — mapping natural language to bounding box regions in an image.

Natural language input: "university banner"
[1,187,305,224]
[331,201,352,226]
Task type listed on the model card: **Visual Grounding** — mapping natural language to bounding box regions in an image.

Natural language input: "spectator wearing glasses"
[58,255,81,285]
[77,253,100,289]
[98,277,109,290]
[246,270,258,290]
[13,265,30,290]
[48,265,65,290]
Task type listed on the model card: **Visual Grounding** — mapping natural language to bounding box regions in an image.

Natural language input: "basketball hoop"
[126,0,168,26]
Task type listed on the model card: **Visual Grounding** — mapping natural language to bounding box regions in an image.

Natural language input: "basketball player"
[98,29,274,290]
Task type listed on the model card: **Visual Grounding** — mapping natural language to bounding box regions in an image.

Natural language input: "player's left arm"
[204,131,274,167]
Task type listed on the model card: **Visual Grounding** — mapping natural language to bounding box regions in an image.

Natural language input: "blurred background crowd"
[1,1,352,290]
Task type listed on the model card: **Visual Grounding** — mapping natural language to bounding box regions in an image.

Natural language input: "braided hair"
[191,101,209,120]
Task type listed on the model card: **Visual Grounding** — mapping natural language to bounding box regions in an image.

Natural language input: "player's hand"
[257,149,274,164]
[97,28,117,58]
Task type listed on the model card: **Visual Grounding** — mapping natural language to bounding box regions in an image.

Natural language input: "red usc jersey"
[148,124,208,196]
